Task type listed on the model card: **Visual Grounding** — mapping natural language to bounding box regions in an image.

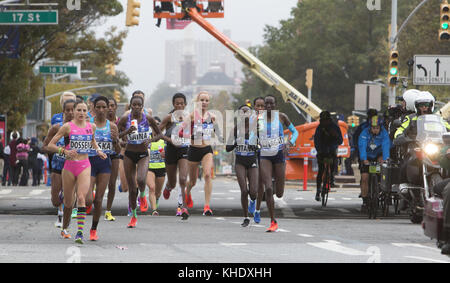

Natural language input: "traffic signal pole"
[389,0,398,106]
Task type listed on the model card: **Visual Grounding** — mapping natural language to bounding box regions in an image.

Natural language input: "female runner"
[86,96,120,241]
[258,95,298,232]
[159,93,190,218]
[104,97,122,221]
[185,91,221,217]
[226,104,258,227]
[146,116,166,216]
[117,95,162,228]
[252,97,266,223]
[42,99,75,228]
[48,100,107,244]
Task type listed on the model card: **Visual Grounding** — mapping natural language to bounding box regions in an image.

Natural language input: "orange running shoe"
[90,229,98,241]
[185,188,193,208]
[61,229,71,239]
[139,196,148,212]
[203,205,213,216]
[127,216,137,228]
[266,220,278,232]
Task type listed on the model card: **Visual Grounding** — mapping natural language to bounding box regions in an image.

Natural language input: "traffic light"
[105,64,115,76]
[126,0,141,27]
[347,115,360,128]
[114,89,121,102]
[305,69,313,89]
[440,1,450,41]
[388,50,399,87]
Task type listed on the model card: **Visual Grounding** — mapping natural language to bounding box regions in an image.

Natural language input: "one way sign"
[413,55,450,85]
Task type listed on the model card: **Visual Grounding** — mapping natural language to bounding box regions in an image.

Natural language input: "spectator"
[28,137,41,186]
[2,144,10,186]
[16,138,30,186]
[37,152,47,186]
[8,132,19,186]
[0,135,3,181]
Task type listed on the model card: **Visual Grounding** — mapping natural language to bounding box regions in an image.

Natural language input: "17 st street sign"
[413,55,450,85]
[0,10,58,25]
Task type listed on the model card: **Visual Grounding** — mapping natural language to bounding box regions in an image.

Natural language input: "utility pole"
[389,0,398,106]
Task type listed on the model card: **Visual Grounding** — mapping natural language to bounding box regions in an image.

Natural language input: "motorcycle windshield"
[416,114,446,143]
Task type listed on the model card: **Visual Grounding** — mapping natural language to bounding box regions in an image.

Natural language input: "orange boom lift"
[152,0,350,181]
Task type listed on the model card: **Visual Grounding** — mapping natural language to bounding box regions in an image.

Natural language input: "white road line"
[0,189,12,195]
[327,198,335,201]
[251,224,265,228]
[404,256,450,263]
[278,228,291,233]
[229,190,241,193]
[215,217,226,221]
[29,189,45,196]
[295,197,304,200]
[226,197,235,200]
[297,233,314,238]
[392,243,440,252]
[307,240,368,256]
[212,192,225,195]
[220,243,247,246]
[337,208,351,213]
[342,198,353,200]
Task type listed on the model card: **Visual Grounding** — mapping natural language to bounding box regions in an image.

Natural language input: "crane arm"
[187,7,322,121]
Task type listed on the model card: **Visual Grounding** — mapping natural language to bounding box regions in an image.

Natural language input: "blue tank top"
[259,112,284,153]
[54,122,66,161]
[89,118,114,156]
[126,113,152,145]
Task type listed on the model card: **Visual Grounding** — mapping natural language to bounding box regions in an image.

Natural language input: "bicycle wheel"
[371,174,379,219]
[383,192,390,217]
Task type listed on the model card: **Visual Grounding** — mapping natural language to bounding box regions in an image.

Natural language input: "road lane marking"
[229,190,240,193]
[404,256,450,263]
[297,234,314,238]
[392,243,440,252]
[307,240,368,256]
[337,208,351,213]
[342,198,352,200]
[29,190,45,196]
[0,190,12,195]
[220,243,247,246]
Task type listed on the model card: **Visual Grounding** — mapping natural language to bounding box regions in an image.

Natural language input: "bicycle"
[321,157,334,207]
[367,161,381,219]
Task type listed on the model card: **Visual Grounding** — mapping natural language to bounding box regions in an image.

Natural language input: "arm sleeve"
[288,123,298,145]
[382,129,391,160]
[358,131,368,161]
[394,116,410,139]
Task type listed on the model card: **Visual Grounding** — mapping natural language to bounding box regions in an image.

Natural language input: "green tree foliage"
[235,0,450,125]
[0,0,126,132]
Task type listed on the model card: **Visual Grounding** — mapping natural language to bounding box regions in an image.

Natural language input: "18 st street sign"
[39,66,78,75]
[413,55,450,85]
[0,10,58,25]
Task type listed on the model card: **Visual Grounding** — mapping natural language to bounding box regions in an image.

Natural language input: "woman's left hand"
[97,150,107,160]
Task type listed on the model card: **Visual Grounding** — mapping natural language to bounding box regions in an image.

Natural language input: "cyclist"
[358,116,390,211]
[314,111,343,202]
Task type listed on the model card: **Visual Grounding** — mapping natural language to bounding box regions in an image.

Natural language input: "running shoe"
[315,191,321,202]
[118,184,123,193]
[203,205,213,216]
[151,210,159,216]
[75,232,84,244]
[55,218,62,228]
[181,208,189,220]
[139,196,148,213]
[89,229,98,241]
[127,203,132,217]
[163,187,171,200]
[185,188,193,208]
[71,208,78,219]
[127,216,137,228]
[254,211,261,224]
[241,218,250,227]
[104,211,116,221]
[176,207,182,216]
[61,229,71,239]
[248,199,256,215]
[86,204,93,215]
[266,220,278,232]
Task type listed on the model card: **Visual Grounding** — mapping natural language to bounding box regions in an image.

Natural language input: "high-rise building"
[164,29,251,87]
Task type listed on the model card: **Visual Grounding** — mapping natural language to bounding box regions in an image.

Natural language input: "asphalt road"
[0,177,449,264]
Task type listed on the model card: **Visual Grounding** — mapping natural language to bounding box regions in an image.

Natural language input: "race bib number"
[150,150,164,163]
[128,130,152,145]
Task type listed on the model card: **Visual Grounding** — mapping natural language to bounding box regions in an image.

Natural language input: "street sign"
[413,55,450,85]
[39,65,78,75]
[354,84,381,111]
[0,10,58,25]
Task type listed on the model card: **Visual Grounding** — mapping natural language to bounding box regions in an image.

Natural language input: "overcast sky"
[95,0,299,98]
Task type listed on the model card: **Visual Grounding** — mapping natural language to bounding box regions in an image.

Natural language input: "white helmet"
[402,89,421,112]
[414,91,435,114]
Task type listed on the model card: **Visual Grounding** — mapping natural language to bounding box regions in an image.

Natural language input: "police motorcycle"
[422,132,450,248]
[395,114,447,223]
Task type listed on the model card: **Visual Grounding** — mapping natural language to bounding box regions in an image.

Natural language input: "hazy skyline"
[96,0,299,99]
